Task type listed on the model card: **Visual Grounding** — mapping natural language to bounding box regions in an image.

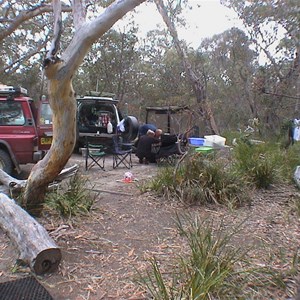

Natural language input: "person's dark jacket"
[138,124,157,136]
[136,135,159,163]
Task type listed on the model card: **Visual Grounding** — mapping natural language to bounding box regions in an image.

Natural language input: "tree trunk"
[155,0,219,135]
[0,194,61,275]
[24,77,77,216]
[21,0,146,216]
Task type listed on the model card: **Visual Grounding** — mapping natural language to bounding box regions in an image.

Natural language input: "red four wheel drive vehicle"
[0,85,53,174]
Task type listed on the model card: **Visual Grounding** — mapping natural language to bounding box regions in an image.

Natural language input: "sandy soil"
[0,153,299,299]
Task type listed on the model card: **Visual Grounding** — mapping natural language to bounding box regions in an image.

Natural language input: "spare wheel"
[121,116,139,141]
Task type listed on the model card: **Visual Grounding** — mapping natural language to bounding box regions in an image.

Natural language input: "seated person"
[136,130,160,164]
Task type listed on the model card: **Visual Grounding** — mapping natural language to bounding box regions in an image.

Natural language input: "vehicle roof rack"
[0,85,28,97]
[85,91,116,98]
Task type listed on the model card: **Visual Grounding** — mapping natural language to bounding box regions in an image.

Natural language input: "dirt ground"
[0,153,300,300]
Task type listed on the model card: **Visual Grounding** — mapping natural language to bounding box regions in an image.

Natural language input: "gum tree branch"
[0,3,72,42]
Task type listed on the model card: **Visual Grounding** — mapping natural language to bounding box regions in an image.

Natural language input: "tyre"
[121,116,139,141]
[177,133,189,154]
[0,149,13,174]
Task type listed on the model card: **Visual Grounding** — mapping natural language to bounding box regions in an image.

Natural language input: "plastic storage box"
[204,135,226,147]
[188,137,205,146]
[195,146,214,153]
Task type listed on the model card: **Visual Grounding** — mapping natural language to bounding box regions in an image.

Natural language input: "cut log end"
[32,248,62,275]
[0,193,62,275]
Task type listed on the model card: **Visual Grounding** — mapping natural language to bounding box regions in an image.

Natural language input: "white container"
[204,135,226,147]
[203,139,214,147]
[107,121,113,134]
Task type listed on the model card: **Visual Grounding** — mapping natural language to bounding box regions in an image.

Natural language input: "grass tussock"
[45,172,96,218]
[139,214,285,300]
[232,141,300,188]
[144,138,300,209]
[232,142,280,189]
[145,151,250,208]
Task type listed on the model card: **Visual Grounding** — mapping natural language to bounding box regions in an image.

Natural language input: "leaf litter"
[0,154,299,299]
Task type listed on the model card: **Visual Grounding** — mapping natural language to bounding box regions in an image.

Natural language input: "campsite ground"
[0,153,300,299]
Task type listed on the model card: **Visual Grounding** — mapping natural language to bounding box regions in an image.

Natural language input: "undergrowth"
[45,172,96,217]
[144,151,250,208]
[232,141,300,188]
[143,139,300,208]
[138,214,285,299]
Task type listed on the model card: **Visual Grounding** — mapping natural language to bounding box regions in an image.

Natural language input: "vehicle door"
[0,98,37,164]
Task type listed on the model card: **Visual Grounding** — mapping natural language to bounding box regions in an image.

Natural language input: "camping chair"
[111,135,132,169]
[84,136,106,171]
[155,134,188,166]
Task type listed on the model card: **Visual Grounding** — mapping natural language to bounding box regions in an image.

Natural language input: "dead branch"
[0,193,61,274]
[0,164,79,196]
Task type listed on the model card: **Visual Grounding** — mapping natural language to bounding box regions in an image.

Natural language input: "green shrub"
[231,137,300,188]
[145,139,300,204]
[45,172,96,217]
[145,166,176,195]
[146,152,250,208]
[282,143,300,177]
[232,141,285,188]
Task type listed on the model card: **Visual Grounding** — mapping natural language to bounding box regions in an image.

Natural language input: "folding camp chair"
[84,136,106,171]
[112,135,132,169]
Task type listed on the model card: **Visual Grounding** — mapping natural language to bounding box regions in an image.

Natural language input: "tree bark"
[0,169,26,196]
[154,0,219,135]
[23,0,146,215]
[24,74,77,216]
[0,194,61,275]
[0,4,72,43]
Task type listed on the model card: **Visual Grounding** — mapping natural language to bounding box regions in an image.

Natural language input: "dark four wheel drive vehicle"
[76,92,139,150]
[0,85,53,174]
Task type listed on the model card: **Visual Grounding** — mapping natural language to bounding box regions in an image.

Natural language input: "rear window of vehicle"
[0,102,25,125]
[78,102,116,127]
[40,102,53,125]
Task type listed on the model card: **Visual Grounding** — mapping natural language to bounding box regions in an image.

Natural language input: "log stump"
[0,194,61,275]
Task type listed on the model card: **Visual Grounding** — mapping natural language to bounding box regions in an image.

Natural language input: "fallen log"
[0,164,79,274]
[52,164,79,182]
[0,164,79,195]
[0,193,61,275]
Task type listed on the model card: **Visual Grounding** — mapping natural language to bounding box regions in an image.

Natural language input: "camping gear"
[204,135,226,147]
[188,137,205,146]
[194,146,214,153]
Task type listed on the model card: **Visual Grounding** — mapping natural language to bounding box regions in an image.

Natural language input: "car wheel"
[177,134,189,154]
[0,149,13,174]
[121,116,139,141]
